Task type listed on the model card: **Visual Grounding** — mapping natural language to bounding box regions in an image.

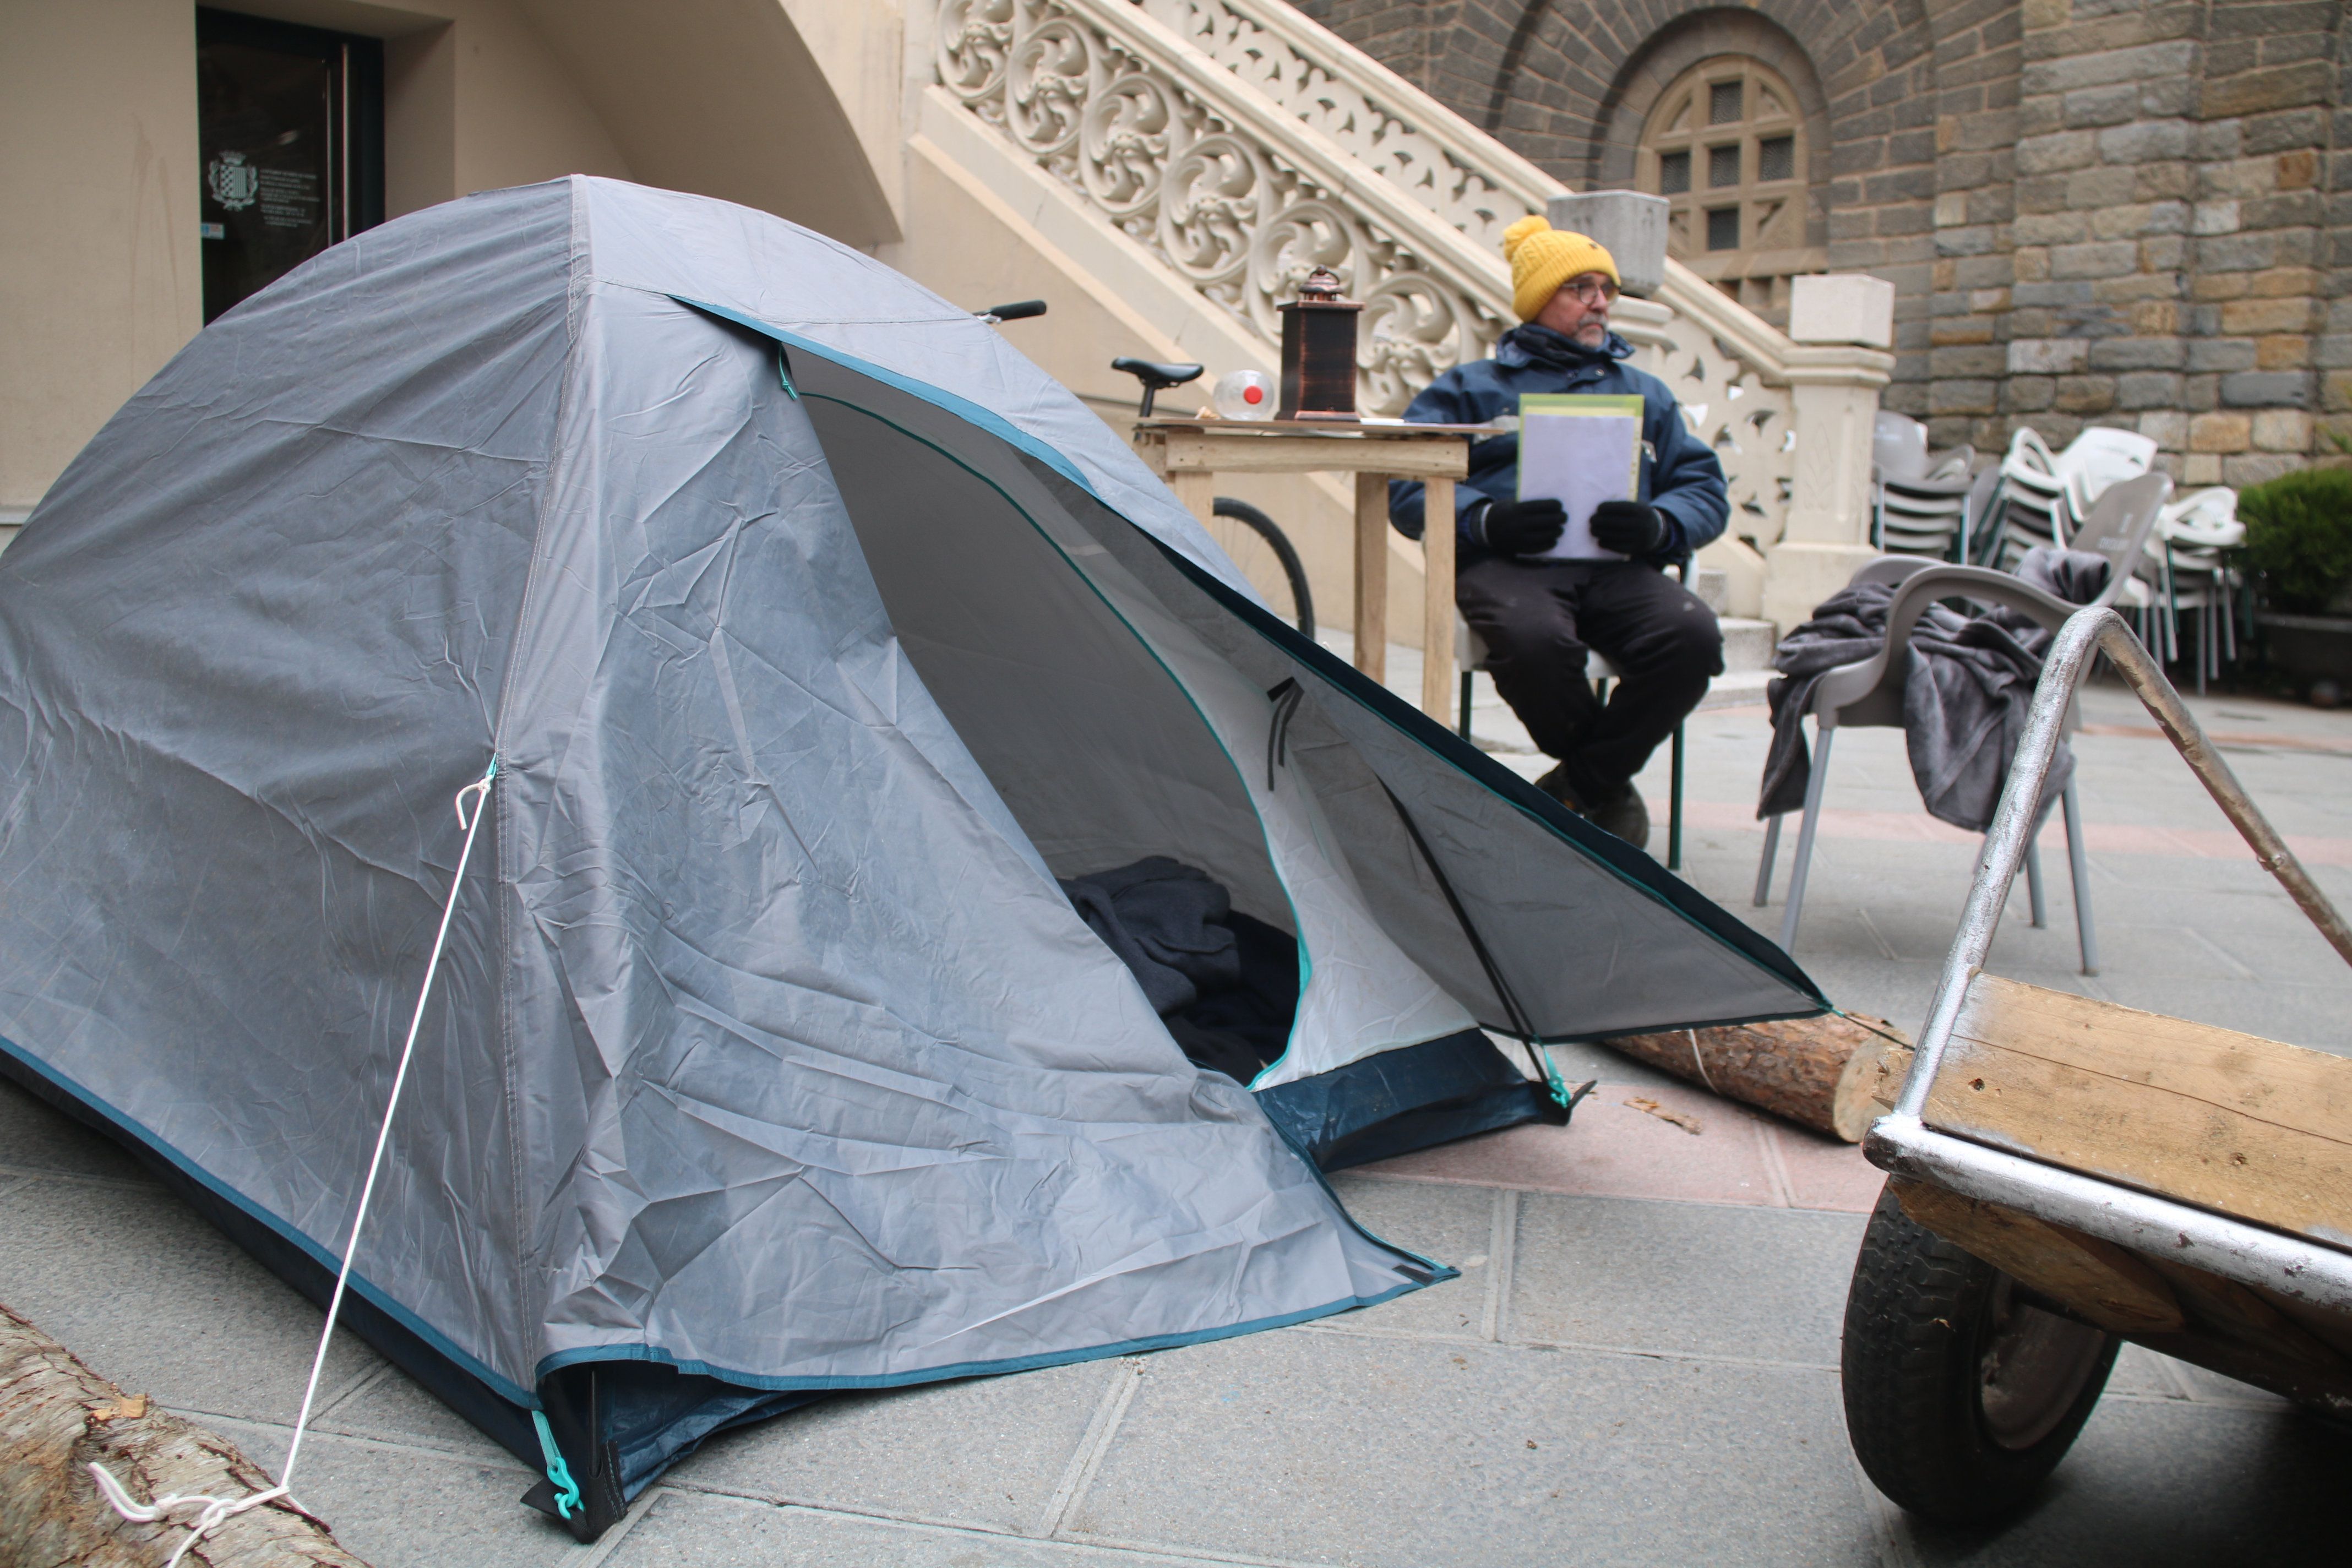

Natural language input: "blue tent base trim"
[0,1038,1451,1545]
[0,1044,549,1476]
[526,1359,822,1535]
[1254,1029,1571,1172]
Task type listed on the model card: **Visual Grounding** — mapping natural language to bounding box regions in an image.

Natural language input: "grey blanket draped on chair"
[1759,548,2113,831]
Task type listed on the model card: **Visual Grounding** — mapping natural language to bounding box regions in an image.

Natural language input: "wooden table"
[1131,418,1480,721]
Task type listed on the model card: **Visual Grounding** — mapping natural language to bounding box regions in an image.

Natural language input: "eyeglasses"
[1564,276,1620,305]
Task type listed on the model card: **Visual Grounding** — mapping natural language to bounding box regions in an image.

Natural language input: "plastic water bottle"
[1212,369,1276,421]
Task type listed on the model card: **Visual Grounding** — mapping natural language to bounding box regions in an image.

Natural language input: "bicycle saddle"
[1111,357,1205,416]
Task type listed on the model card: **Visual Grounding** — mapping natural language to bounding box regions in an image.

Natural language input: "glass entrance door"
[197,8,383,323]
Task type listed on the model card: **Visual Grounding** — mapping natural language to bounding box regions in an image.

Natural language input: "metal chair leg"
[2061,776,2099,975]
[1754,812,1782,906]
[1667,721,1685,872]
[1777,725,1835,952]
[2023,833,2048,928]
[1458,668,1474,742]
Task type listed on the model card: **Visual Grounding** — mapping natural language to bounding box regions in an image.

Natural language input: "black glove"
[1589,500,1669,558]
[1477,497,1567,557]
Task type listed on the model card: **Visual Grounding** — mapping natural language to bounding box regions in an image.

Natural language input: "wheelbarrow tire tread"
[1841,1184,2116,1525]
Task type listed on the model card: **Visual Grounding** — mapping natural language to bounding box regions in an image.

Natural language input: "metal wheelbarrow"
[1839,604,2352,1524]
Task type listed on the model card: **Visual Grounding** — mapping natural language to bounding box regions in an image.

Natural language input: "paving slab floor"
[3,664,2349,1565]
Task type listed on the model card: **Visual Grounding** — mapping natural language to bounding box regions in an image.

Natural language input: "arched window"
[1636,56,1823,322]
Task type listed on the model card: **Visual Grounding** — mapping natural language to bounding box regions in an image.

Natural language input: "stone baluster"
[1761,275,1896,634]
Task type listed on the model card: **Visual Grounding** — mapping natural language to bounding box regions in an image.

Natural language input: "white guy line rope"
[1686,1029,1718,1095]
[90,756,499,1565]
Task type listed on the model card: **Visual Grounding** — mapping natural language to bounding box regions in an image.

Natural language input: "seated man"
[1391,217,1727,848]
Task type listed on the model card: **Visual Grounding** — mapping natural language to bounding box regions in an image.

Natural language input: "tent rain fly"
[0,177,1822,1540]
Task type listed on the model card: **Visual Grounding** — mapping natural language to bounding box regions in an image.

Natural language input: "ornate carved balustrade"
[937,0,1510,421]
[934,0,1872,560]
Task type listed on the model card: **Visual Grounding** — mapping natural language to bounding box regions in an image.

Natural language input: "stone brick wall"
[1287,1,1452,87]
[1917,0,2026,433]
[1978,0,2344,486]
[2329,11,2352,459]
[1287,0,2350,483]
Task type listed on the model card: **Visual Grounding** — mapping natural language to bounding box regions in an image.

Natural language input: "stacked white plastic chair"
[2152,486,2245,692]
[1986,427,2069,568]
[1871,412,1978,559]
[2056,427,2179,655]
[1983,426,2204,660]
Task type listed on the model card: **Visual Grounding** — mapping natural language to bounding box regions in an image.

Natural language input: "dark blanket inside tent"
[1059,857,1301,1085]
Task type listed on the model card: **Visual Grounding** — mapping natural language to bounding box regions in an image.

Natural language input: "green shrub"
[2237,466,2352,616]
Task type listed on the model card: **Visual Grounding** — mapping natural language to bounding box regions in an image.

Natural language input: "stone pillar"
[1545,190,1670,297]
[1760,275,1895,634]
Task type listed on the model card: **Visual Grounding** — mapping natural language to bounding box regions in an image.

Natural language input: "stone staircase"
[916,0,1888,645]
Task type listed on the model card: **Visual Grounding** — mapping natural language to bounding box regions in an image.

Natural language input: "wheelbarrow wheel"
[1841,1184,2118,1525]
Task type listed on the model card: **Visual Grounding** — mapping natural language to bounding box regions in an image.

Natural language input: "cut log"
[0,1298,372,1567]
[1597,1012,1907,1141]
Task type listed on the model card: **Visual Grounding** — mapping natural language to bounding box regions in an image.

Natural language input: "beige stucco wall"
[0,0,204,514]
[509,0,900,249]
[1,0,900,513]
[383,1,635,211]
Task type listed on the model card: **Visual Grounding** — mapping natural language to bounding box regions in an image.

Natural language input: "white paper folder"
[1516,393,1644,560]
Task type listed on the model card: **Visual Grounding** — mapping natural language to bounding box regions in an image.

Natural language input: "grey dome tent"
[0,177,1823,1538]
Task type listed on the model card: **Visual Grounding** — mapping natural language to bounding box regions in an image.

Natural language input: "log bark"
[0,1299,373,1567]
[1597,1013,1908,1141]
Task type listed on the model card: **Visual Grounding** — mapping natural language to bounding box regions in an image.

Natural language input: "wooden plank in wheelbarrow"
[1912,976,2352,1249]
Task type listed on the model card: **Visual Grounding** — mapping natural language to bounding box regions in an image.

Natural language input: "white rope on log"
[1685,1028,1718,1095]
[88,758,499,1565]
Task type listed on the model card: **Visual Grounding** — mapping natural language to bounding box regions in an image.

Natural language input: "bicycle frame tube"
[1866,606,2352,1315]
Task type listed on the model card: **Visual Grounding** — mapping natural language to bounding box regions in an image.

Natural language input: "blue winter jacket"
[1389,324,1730,567]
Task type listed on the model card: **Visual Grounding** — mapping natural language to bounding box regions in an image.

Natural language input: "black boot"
[1533,766,1650,851]
[1586,786,1650,850]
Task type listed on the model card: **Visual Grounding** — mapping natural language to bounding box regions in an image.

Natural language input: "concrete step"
[1720,616,1776,674]
[1697,667,1774,712]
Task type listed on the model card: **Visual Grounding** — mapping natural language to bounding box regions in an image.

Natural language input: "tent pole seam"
[1375,783,1569,1105]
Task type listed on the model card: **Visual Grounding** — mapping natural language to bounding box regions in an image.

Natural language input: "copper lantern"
[1275,267,1361,423]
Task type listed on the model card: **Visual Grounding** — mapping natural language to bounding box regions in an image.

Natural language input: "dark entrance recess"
[198,8,384,323]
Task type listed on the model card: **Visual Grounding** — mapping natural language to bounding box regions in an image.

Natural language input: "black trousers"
[1457,556,1723,801]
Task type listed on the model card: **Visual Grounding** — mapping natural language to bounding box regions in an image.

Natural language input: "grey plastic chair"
[1752,471,2173,973]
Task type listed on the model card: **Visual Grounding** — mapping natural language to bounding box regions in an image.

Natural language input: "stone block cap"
[1789,274,1896,349]
[1544,191,1668,297]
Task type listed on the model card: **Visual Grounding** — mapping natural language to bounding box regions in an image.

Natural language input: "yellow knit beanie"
[1502,216,1619,322]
